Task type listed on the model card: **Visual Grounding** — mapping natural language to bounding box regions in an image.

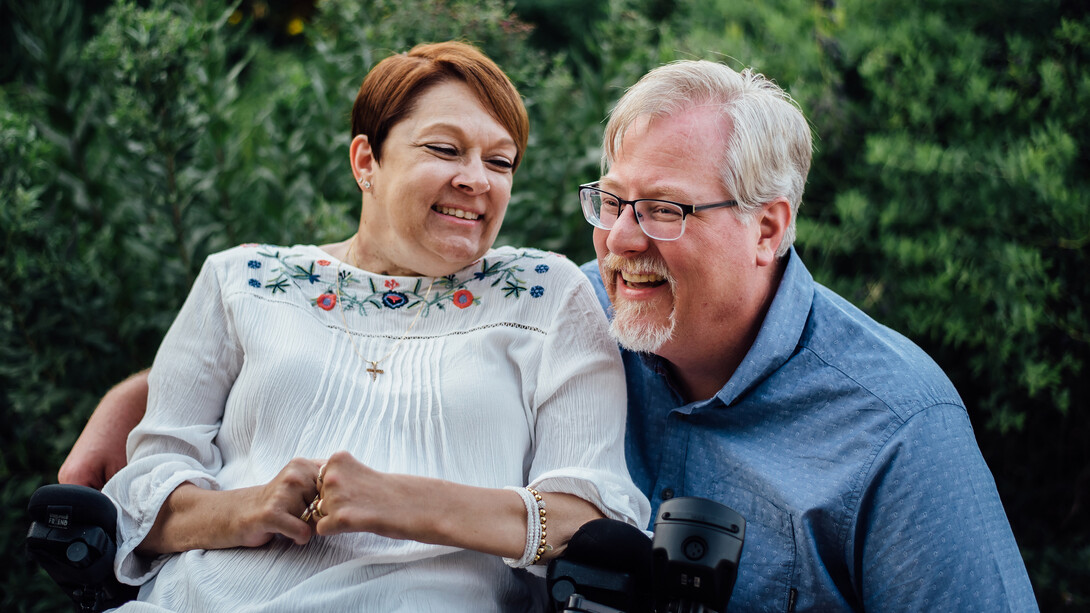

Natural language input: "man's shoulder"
[798,280,964,420]
[579,259,612,315]
[579,258,602,286]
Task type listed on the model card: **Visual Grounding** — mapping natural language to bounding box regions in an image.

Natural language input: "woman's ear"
[756,197,792,266]
[350,134,375,185]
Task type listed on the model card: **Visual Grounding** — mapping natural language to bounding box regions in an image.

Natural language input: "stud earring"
[363,180,371,189]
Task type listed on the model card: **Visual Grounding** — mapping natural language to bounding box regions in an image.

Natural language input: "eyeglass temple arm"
[691,200,738,214]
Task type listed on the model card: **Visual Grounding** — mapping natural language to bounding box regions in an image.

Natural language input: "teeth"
[436,206,480,220]
[621,271,665,284]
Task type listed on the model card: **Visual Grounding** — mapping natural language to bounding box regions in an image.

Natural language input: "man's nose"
[605,204,650,255]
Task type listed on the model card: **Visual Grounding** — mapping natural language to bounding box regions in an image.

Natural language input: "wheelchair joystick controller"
[26,484,138,612]
[547,497,745,613]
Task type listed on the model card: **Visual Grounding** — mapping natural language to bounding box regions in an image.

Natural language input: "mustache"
[601,253,674,284]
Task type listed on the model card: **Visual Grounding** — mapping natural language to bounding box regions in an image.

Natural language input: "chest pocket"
[704,481,798,612]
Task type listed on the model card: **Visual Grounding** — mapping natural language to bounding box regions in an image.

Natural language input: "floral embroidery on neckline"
[242,246,554,317]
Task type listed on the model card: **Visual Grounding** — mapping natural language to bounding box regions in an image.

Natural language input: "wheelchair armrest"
[26,484,137,612]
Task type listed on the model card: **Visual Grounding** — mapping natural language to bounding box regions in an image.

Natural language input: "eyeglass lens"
[584,189,686,240]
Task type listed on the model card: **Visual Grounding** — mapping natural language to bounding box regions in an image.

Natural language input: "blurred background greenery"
[1,0,1086,609]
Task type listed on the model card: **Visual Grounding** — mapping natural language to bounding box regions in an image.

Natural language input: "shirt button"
[661,488,675,500]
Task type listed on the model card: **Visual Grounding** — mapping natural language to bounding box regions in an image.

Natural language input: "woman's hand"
[310,451,424,541]
[231,458,325,548]
[137,458,324,555]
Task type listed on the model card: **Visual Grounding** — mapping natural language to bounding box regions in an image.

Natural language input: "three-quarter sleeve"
[525,270,651,530]
[104,256,244,584]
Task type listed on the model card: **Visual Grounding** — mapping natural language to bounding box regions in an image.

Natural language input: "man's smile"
[619,270,667,288]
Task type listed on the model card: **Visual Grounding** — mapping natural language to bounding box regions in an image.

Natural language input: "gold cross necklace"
[337,237,435,380]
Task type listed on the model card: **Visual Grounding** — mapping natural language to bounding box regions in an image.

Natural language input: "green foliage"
[2,0,1087,609]
[1,108,99,613]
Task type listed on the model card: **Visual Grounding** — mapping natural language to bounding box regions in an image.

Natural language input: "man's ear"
[349,134,375,184]
[756,197,792,266]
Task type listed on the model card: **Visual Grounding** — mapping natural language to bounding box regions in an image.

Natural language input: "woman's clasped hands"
[148,453,401,555]
[299,451,440,544]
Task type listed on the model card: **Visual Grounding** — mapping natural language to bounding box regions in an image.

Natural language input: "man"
[577,60,1037,611]
[60,60,1037,611]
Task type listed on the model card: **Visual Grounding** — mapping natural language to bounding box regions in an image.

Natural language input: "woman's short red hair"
[351,41,529,171]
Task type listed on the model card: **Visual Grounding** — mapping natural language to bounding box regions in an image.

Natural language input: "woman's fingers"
[304,452,407,539]
[314,452,433,540]
[236,458,326,546]
[313,451,373,535]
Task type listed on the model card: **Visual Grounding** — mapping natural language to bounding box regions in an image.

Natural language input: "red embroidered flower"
[317,259,331,266]
[384,279,400,290]
[452,289,474,309]
[316,293,337,310]
[381,292,408,309]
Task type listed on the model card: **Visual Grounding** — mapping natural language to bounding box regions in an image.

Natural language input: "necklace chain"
[338,237,435,380]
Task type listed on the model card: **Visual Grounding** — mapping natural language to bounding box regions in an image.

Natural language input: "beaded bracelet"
[502,486,550,568]
[528,488,549,564]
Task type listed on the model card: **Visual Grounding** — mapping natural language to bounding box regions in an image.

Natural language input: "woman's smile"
[433,205,482,221]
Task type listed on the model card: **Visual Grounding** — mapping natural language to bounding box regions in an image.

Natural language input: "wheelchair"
[25,484,137,612]
[27,484,743,613]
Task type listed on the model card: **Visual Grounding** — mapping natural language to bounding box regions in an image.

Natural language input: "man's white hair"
[603,60,814,256]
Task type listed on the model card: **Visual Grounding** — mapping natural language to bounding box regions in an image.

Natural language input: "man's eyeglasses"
[578,182,737,241]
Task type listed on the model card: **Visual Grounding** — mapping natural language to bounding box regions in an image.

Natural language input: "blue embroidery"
[530,286,544,298]
[248,279,261,288]
[535,264,549,274]
[248,260,262,269]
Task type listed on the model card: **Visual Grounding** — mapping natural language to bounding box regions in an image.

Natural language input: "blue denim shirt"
[581,249,1037,612]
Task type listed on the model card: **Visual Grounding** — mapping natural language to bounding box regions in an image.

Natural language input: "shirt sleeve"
[525,267,651,531]
[103,255,244,584]
[853,404,1039,611]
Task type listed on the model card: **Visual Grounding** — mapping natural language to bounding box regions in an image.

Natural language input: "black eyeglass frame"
[578,181,738,241]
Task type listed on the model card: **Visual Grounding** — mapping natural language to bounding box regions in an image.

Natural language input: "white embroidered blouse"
[103,244,649,612]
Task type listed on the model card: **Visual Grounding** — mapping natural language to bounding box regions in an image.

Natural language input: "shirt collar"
[716,247,813,405]
[640,247,814,408]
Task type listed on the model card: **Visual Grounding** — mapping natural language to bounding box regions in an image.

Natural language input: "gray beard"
[609,297,676,354]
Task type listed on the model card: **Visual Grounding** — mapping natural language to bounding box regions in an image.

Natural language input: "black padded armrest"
[26,484,137,612]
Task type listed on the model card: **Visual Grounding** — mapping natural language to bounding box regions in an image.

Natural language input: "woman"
[102,41,648,611]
